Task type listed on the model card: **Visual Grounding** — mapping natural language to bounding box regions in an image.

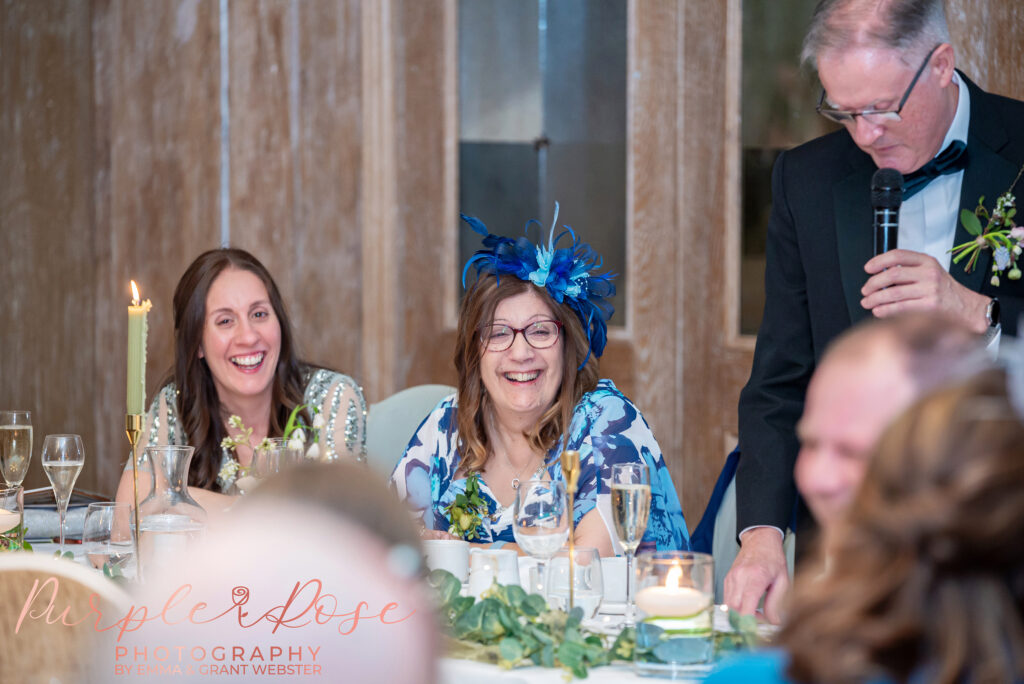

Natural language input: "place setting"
[418,458,753,681]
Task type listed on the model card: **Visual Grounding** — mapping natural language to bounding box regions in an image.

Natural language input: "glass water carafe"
[136,445,207,574]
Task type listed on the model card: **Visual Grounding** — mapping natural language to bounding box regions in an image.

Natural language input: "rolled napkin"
[24,506,88,540]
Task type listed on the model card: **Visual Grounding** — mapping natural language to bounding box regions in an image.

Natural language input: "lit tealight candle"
[0,508,21,534]
[636,563,713,618]
[127,280,152,416]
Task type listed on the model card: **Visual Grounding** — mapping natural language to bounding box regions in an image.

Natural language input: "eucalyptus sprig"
[443,472,489,540]
[429,569,626,678]
[429,569,764,679]
[950,164,1024,285]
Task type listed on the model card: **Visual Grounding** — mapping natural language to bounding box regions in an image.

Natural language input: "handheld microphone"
[871,168,903,256]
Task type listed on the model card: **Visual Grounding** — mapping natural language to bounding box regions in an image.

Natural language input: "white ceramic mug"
[468,548,520,597]
[422,539,470,582]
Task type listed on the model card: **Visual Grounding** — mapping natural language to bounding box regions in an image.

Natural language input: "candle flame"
[130,280,140,305]
[665,562,683,589]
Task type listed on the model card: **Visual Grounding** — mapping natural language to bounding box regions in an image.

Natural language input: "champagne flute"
[611,462,651,627]
[41,434,85,553]
[513,478,570,598]
[0,410,33,487]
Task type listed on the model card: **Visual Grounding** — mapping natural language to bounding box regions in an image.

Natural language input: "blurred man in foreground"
[730,313,983,620]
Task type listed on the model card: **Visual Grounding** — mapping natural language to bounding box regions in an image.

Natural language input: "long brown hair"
[781,369,1024,684]
[454,275,600,474]
[170,248,308,490]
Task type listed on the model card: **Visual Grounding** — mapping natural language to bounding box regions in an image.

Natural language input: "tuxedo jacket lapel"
[954,77,1019,291]
[834,155,875,325]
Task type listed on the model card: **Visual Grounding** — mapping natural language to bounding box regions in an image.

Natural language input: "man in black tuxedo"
[725,0,1024,623]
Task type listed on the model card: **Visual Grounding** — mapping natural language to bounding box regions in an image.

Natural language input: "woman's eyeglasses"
[479,320,563,352]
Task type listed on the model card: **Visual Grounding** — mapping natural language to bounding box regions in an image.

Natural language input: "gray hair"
[801,0,951,69]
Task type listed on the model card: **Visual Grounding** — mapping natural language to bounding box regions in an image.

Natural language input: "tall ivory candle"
[127,280,152,415]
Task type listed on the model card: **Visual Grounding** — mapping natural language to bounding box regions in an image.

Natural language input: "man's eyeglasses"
[479,320,563,352]
[816,44,941,125]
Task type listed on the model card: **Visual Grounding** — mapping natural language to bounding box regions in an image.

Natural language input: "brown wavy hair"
[169,248,309,490]
[454,275,600,474]
[781,369,1024,684]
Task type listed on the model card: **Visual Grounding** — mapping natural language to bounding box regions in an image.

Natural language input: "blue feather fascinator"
[461,203,616,369]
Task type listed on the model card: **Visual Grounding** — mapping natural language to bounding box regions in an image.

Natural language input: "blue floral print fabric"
[390,379,689,551]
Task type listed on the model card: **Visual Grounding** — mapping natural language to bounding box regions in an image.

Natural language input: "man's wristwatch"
[986,297,1000,328]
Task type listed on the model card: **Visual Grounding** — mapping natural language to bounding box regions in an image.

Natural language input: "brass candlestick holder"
[560,449,580,611]
[125,414,143,581]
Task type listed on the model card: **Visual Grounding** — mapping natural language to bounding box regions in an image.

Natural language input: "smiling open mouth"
[504,371,540,383]
[231,352,265,370]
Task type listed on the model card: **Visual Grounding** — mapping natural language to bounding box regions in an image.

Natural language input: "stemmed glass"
[41,434,85,553]
[84,502,135,578]
[0,410,33,487]
[611,462,651,627]
[513,478,570,598]
[547,546,604,619]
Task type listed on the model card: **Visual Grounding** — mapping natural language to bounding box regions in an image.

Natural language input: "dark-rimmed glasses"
[479,320,563,352]
[816,44,940,125]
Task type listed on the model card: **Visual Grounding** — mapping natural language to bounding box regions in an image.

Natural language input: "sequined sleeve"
[304,368,367,463]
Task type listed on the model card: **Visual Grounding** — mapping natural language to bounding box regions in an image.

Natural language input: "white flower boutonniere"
[950,164,1024,286]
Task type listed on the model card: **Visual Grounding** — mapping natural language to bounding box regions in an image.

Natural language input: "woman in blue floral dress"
[390,207,688,554]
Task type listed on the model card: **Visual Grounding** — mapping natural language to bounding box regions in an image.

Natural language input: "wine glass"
[611,462,651,627]
[41,434,85,553]
[547,546,604,619]
[513,478,569,597]
[0,410,33,487]
[84,502,135,578]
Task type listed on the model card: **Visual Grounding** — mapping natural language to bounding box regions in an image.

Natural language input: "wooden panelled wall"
[2,0,1023,527]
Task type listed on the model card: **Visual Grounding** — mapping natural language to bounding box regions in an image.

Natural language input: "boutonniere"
[950,165,1024,286]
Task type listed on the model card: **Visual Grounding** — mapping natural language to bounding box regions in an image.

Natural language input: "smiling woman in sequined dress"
[390,208,689,554]
[115,248,366,512]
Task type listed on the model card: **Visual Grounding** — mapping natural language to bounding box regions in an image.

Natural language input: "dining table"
[436,604,752,683]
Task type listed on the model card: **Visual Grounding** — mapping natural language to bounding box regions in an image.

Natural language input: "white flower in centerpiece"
[305,442,321,462]
[313,413,326,429]
[218,458,240,483]
[287,435,305,451]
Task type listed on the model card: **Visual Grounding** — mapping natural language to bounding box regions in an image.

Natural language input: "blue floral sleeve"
[389,394,459,530]
[565,380,690,551]
[389,396,510,541]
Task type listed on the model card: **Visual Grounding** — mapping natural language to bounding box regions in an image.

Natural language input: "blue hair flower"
[461,203,617,369]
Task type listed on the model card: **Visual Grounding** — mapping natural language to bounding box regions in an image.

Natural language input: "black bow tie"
[902,140,968,199]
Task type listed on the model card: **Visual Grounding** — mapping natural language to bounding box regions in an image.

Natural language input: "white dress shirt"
[898,71,970,269]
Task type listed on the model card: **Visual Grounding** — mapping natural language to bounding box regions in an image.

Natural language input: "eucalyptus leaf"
[499,636,525,665]
[961,208,983,236]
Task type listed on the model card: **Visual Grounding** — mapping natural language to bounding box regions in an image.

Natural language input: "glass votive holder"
[633,551,715,676]
[0,486,24,549]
